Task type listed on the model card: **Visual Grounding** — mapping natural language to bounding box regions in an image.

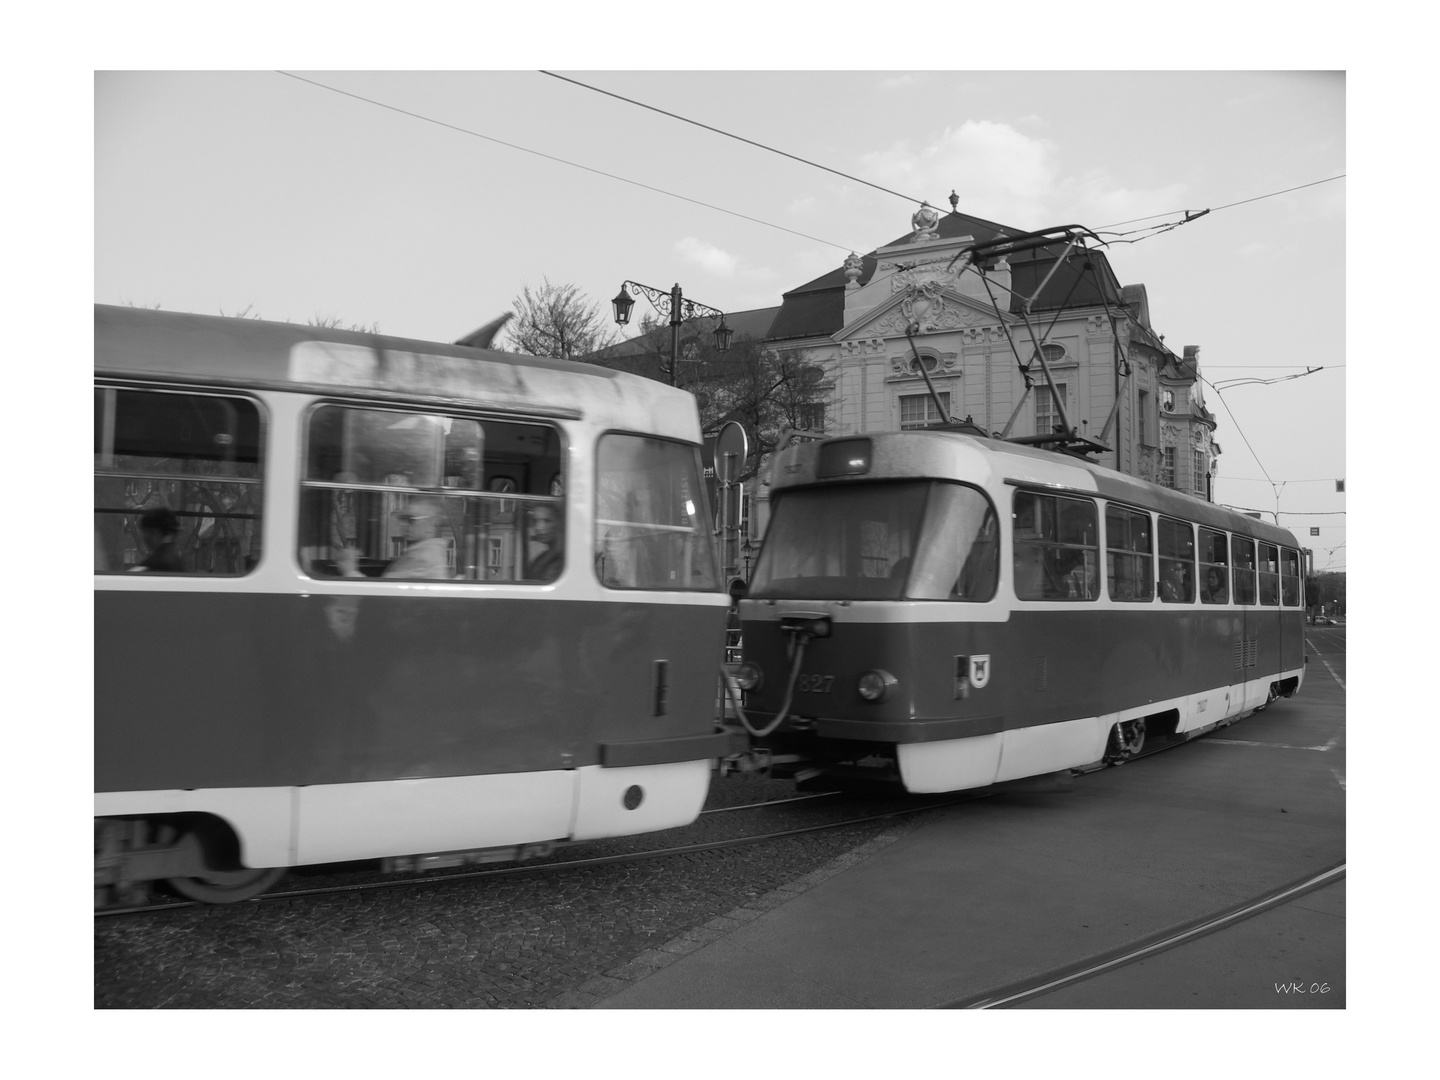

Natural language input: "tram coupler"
[779,612,832,639]
[719,746,807,777]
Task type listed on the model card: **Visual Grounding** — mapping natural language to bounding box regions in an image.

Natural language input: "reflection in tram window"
[1012,490,1099,601]
[1105,505,1153,601]
[1158,516,1195,603]
[300,404,563,582]
[594,434,719,591]
[748,481,932,601]
[1231,535,1257,605]
[1198,527,1229,603]
[1258,542,1280,606]
[93,386,263,575]
[1281,548,1302,606]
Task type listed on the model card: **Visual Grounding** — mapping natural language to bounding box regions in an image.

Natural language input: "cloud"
[675,236,740,277]
[857,120,1060,225]
[878,74,920,92]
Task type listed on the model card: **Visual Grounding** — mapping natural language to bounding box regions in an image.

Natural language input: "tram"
[729,429,1307,792]
[95,304,731,903]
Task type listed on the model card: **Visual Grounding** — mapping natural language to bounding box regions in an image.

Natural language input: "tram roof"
[94,304,703,442]
[778,429,1301,548]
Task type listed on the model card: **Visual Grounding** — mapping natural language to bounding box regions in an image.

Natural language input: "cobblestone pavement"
[94,779,920,1009]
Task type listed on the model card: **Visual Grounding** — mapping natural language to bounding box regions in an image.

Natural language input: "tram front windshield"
[748,480,997,601]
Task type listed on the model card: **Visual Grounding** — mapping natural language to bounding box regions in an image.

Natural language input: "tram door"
[1232,536,1261,712]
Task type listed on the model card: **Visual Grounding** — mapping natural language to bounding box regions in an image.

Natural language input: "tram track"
[934,861,1347,1009]
[96,733,1207,920]
[93,788,971,919]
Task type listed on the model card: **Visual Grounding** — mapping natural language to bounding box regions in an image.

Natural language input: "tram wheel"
[1104,719,1146,764]
[166,866,285,904]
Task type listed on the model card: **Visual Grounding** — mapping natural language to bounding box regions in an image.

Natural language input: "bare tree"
[504,278,616,360]
[698,338,829,482]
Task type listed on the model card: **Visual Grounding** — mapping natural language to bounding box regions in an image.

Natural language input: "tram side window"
[595,434,720,591]
[906,483,998,601]
[1012,490,1099,601]
[1158,516,1195,603]
[1258,542,1280,606]
[1231,535,1257,605]
[1105,505,1153,602]
[1198,527,1229,604]
[299,404,564,582]
[1281,548,1302,606]
[94,386,263,575]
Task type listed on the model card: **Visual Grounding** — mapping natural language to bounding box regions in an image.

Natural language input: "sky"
[95,68,1347,569]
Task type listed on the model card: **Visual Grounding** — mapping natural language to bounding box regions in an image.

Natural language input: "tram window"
[1231,535,1257,605]
[748,481,939,602]
[1157,516,1195,603]
[907,483,998,601]
[1258,542,1280,606]
[300,404,563,582]
[1198,527,1229,604]
[94,386,263,575]
[1105,505,1153,602]
[1281,548,1302,606]
[1012,490,1098,601]
[595,434,720,591]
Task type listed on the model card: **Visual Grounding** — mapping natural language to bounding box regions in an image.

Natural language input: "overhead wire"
[280,71,1345,264]
[275,71,860,254]
[540,70,938,208]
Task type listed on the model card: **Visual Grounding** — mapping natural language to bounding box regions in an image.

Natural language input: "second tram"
[730,430,1306,792]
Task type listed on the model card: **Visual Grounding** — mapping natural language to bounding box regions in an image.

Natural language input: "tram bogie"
[731,430,1308,795]
[94,304,731,904]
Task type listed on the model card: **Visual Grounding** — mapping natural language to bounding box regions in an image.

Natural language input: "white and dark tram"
[95,304,731,903]
[729,430,1307,792]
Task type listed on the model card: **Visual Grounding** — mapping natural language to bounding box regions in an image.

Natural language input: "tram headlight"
[733,662,764,692]
[857,669,897,702]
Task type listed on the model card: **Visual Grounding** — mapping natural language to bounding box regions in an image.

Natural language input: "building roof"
[766,210,1132,343]
[583,305,780,366]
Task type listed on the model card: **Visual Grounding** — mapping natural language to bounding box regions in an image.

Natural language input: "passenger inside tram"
[1201,567,1228,604]
[523,504,563,582]
[337,495,453,579]
[129,507,184,573]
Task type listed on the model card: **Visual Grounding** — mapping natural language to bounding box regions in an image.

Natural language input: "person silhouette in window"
[336,496,452,579]
[524,504,563,582]
[130,507,184,572]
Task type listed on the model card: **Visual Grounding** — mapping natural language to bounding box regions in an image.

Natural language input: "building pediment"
[833,282,1008,344]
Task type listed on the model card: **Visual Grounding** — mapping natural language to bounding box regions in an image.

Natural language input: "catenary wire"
[274,71,860,254]
[1097,175,1346,230]
[281,71,1341,262]
[540,70,937,208]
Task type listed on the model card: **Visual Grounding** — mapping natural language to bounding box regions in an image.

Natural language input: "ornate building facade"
[752,203,1220,519]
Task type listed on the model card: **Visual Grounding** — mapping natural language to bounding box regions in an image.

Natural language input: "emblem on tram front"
[969,654,991,689]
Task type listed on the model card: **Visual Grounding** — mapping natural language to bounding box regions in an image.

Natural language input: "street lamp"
[612,280,732,386]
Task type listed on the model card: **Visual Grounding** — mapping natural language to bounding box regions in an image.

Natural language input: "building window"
[1192,450,1207,497]
[1161,389,1175,412]
[1137,389,1149,446]
[796,402,826,431]
[1035,382,1067,436]
[907,352,941,376]
[1160,446,1176,488]
[900,392,949,429]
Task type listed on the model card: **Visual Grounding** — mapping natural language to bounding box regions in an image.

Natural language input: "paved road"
[591,629,1346,1009]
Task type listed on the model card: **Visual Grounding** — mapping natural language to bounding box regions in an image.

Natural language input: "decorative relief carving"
[870,283,979,336]
[841,337,886,357]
